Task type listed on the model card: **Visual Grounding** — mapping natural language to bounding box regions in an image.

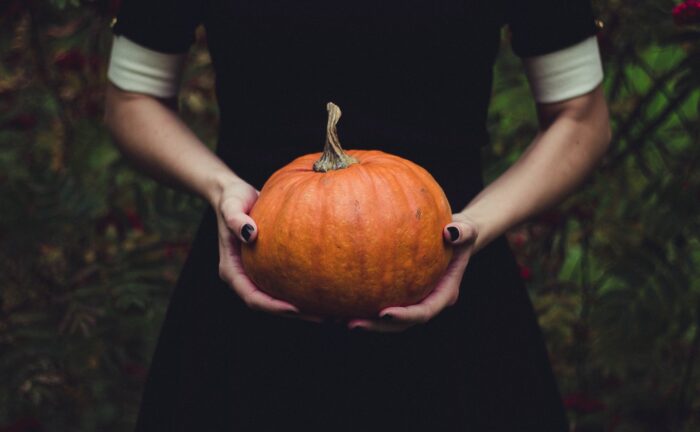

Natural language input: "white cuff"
[107,35,187,98]
[522,36,604,104]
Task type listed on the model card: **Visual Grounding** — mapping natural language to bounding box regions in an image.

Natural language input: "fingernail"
[380,314,394,321]
[241,224,254,242]
[283,309,298,316]
[447,226,460,242]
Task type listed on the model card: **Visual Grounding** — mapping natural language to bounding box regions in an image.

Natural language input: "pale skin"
[104,81,611,332]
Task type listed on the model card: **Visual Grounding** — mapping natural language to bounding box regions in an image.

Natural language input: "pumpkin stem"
[313,102,359,172]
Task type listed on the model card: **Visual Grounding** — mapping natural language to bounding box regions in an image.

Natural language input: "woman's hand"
[346,214,479,333]
[214,179,323,322]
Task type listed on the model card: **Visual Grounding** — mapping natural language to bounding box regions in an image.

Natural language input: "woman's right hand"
[214,178,323,323]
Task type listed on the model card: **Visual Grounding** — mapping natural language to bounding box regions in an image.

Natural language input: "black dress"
[113,0,598,430]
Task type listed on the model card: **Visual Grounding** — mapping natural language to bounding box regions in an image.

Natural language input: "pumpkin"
[240,102,453,318]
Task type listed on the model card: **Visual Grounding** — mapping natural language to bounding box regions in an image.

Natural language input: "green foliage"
[0,2,213,431]
[489,1,700,430]
[0,0,699,431]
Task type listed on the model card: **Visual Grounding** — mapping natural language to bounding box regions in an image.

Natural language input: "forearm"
[103,82,240,205]
[462,86,611,252]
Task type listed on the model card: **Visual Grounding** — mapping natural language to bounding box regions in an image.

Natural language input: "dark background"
[1,0,699,430]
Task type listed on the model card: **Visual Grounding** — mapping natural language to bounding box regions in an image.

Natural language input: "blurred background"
[0,0,698,431]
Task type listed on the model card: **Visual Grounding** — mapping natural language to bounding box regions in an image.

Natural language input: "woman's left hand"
[346,213,479,333]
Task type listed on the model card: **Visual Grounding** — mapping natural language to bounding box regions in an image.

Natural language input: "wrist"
[204,170,246,208]
[456,208,502,253]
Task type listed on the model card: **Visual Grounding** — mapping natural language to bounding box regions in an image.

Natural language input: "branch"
[605,90,692,170]
[676,312,700,428]
[609,61,686,151]
[27,5,74,165]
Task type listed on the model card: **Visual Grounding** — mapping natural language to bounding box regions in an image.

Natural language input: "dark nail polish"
[381,314,394,321]
[241,224,254,242]
[447,226,459,242]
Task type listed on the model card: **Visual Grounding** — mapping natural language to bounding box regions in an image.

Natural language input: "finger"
[293,314,325,324]
[220,258,301,315]
[221,255,293,313]
[280,311,327,324]
[350,228,476,332]
[220,250,298,314]
[346,318,413,333]
[376,294,444,325]
[220,201,258,244]
[218,225,298,315]
[241,287,301,314]
[377,253,470,324]
[444,219,478,246]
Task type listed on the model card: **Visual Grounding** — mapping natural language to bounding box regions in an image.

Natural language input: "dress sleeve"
[505,0,603,103]
[111,0,203,54]
[107,0,203,97]
[505,0,598,57]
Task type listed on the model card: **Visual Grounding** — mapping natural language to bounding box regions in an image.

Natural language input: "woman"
[104,0,611,430]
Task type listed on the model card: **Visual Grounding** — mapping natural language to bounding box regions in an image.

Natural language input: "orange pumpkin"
[241,102,453,318]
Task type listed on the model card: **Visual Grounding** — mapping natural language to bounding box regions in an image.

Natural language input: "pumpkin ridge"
[362,163,393,297]
[377,162,413,295]
[405,170,432,292]
[338,172,365,307]
[307,175,330,308]
[345,170,368,302]
[398,165,435,293]
[356,163,384,304]
[388,156,451,290]
[276,176,315,300]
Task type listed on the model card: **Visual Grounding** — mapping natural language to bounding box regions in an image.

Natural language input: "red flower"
[563,391,607,414]
[96,208,146,238]
[122,361,148,381]
[54,50,86,71]
[0,417,43,432]
[7,113,37,130]
[537,210,563,226]
[164,241,191,259]
[673,0,700,25]
[518,264,533,282]
[88,55,103,73]
[124,208,144,232]
[96,212,124,238]
[508,231,527,248]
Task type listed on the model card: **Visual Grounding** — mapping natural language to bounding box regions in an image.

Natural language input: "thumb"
[221,203,258,244]
[444,219,478,246]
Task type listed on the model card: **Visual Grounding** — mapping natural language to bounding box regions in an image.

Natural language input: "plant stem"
[676,315,700,429]
[312,102,359,172]
[27,5,73,171]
